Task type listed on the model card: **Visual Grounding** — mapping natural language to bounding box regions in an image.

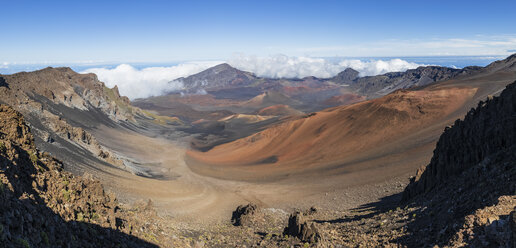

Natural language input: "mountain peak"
[34,66,76,74]
[331,68,359,84]
[212,63,235,70]
[173,63,257,92]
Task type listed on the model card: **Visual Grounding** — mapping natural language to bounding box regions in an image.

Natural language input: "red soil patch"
[257,104,304,116]
[186,87,478,180]
[322,93,366,106]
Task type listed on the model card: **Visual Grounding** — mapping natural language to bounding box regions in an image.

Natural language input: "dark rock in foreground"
[283,212,321,243]
[231,203,258,226]
[0,105,157,247]
[403,80,516,200]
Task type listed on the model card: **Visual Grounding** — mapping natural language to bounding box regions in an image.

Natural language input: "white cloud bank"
[227,54,424,78]
[82,55,425,99]
[336,58,425,77]
[82,61,222,99]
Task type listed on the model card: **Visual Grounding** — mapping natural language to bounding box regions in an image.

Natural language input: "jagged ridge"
[331,66,481,97]
[403,80,516,200]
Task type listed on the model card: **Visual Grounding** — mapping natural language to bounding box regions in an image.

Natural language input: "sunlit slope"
[187,87,475,176]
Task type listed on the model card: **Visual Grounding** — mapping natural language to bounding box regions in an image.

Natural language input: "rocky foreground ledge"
[0,105,172,247]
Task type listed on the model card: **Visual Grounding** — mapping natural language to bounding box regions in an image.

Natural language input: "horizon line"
[1,53,512,66]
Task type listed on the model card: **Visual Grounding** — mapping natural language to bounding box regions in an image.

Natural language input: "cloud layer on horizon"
[82,62,222,99]
[228,54,424,78]
[82,55,426,99]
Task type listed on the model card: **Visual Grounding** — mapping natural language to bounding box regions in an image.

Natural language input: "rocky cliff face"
[403,80,516,200]
[0,67,161,175]
[0,67,137,122]
[0,105,160,247]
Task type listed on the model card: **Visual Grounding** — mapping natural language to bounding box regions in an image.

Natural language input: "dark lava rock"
[231,203,257,226]
[283,212,321,243]
[305,206,318,215]
[403,80,516,200]
[0,76,8,88]
[0,105,157,247]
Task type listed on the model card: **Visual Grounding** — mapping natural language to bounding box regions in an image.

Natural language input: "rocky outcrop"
[403,80,516,200]
[0,105,162,247]
[231,203,258,226]
[283,212,321,243]
[44,114,124,167]
[0,67,131,120]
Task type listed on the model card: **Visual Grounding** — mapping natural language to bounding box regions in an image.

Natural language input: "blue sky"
[2,0,516,64]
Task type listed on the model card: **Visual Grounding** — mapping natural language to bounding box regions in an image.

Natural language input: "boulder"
[283,211,321,243]
[231,203,257,226]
